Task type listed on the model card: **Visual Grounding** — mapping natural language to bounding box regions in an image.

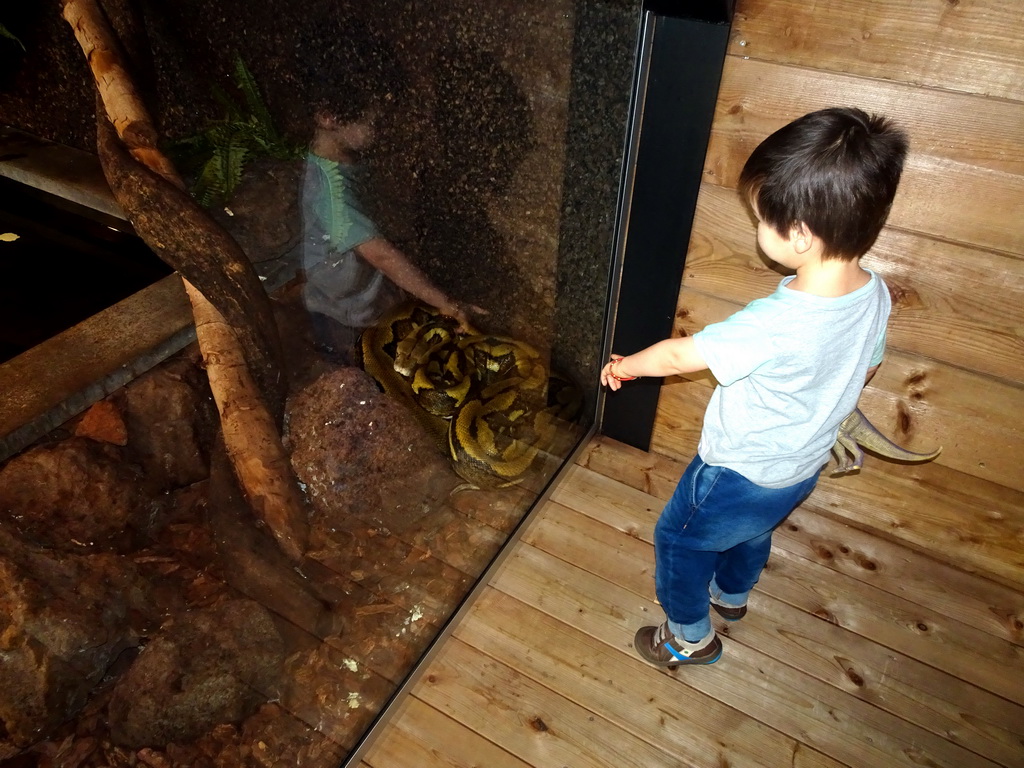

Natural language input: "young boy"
[601,107,908,666]
[297,91,479,358]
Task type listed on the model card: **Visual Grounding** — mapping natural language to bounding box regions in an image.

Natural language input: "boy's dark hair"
[738,107,909,260]
[300,15,406,127]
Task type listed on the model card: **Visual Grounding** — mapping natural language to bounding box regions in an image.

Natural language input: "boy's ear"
[790,222,814,254]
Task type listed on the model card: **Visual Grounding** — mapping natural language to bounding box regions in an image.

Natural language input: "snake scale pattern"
[358,301,583,489]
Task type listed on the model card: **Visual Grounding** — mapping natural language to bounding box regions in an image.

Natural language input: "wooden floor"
[356,436,1024,768]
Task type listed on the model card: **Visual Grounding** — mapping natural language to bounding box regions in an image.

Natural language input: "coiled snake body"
[358,301,582,489]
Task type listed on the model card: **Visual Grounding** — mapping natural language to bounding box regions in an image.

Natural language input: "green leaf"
[221,135,249,200]
[0,22,25,51]
[165,52,302,206]
[232,55,275,137]
[211,83,245,123]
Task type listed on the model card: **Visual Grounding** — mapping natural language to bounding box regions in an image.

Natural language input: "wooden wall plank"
[702,57,1024,255]
[730,0,1024,102]
[685,183,1024,385]
[640,0,1024,592]
[892,153,1024,258]
[706,57,1024,185]
[657,288,1024,493]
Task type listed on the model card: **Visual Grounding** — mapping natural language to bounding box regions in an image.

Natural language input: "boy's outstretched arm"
[601,336,708,391]
[356,237,484,331]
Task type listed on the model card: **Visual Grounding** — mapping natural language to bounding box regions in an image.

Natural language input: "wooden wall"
[648,0,1024,588]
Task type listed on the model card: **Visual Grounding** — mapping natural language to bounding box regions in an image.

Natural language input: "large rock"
[106,599,285,749]
[122,353,217,493]
[286,366,455,531]
[0,528,142,757]
[0,437,144,550]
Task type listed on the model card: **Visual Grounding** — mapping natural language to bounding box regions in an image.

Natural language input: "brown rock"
[106,599,286,749]
[122,355,216,492]
[74,399,128,445]
[285,366,455,530]
[0,527,141,754]
[0,437,143,550]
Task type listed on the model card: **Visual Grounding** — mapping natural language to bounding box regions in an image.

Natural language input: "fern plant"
[1,22,24,50]
[170,54,302,207]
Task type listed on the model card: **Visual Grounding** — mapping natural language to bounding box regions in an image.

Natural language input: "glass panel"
[0,1,638,765]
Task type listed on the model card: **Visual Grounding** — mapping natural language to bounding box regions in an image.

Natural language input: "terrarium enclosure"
[0,0,641,765]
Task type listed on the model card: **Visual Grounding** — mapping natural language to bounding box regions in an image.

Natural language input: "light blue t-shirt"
[692,270,890,488]
[299,153,393,327]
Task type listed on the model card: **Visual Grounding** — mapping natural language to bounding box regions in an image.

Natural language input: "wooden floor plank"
[579,435,1024,647]
[551,465,1024,707]
[409,632,721,768]
[492,542,999,768]
[362,695,532,768]
[453,588,844,768]
[772,511,1024,649]
[355,437,1024,767]
[763,546,1024,708]
[558,456,1024,648]
[522,505,1024,766]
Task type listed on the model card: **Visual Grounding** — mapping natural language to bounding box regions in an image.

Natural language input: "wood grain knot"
[529,716,549,733]
[855,555,878,572]
[896,402,913,435]
[906,370,928,387]
[887,282,921,310]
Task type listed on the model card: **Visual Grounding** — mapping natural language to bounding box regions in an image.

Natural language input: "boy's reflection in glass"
[297,95,479,360]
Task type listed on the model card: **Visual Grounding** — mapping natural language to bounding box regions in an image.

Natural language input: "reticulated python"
[358,301,582,489]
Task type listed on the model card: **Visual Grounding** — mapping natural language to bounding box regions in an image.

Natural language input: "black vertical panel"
[601,2,733,451]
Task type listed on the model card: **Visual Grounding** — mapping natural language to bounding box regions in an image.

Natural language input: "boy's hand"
[440,300,487,334]
[601,354,638,391]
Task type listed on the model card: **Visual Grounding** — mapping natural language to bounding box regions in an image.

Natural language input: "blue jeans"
[655,456,818,642]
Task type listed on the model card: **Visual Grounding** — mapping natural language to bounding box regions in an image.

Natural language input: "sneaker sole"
[665,644,722,669]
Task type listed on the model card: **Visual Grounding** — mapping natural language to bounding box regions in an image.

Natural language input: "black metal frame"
[600,0,734,451]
